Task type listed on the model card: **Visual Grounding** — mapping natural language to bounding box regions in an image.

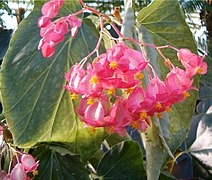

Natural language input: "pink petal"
[10,164,27,180]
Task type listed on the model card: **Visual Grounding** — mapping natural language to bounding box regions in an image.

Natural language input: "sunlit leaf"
[0,1,106,161]
[137,0,197,179]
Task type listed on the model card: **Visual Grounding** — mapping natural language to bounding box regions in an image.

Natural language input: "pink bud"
[10,163,27,180]
[38,16,51,28]
[21,154,39,172]
[41,42,55,58]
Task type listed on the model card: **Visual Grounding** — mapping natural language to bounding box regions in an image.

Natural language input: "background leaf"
[0,1,106,161]
[96,141,146,179]
[33,145,90,180]
[136,0,198,179]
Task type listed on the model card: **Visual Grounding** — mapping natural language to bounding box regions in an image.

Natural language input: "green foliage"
[33,145,90,180]
[96,141,146,179]
[0,0,211,179]
[0,1,106,161]
[137,0,198,179]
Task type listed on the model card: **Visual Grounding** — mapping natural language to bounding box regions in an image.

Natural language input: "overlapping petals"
[38,0,81,58]
[64,43,208,136]
[177,48,208,77]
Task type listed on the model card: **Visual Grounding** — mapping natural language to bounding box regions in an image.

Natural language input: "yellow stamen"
[155,102,162,110]
[132,121,139,129]
[109,61,118,70]
[89,76,99,84]
[93,57,100,64]
[87,98,94,105]
[90,127,96,133]
[165,106,171,113]
[108,126,114,134]
[125,88,134,94]
[107,88,115,95]
[197,67,203,74]
[135,72,144,80]
[71,93,78,100]
[33,170,38,176]
[183,91,190,99]
[156,113,163,118]
[140,112,147,119]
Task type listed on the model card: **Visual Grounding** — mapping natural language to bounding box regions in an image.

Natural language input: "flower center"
[132,121,139,129]
[155,102,162,110]
[165,106,171,113]
[197,67,203,74]
[87,98,94,105]
[89,76,99,84]
[156,113,163,118]
[107,88,115,95]
[125,88,134,94]
[71,93,78,100]
[135,72,144,80]
[140,112,147,119]
[183,91,190,99]
[109,61,118,70]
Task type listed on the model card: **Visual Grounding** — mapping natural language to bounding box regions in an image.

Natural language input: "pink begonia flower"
[38,1,82,58]
[41,0,64,18]
[64,64,85,94]
[21,154,39,172]
[67,15,82,38]
[40,42,55,58]
[146,77,170,113]
[79,74,103,97]
[78,96,112,127]
[126,86,146,113]
[37,16,51,28]
[165,67,193,103]
[10,163,27,180]
[106,43,130,72]
[117,72,139,88]
[130,119,149,132]
[55,19,69,35]
[177,48,208,77]
[109,101,132,128]
[123,47,148,73]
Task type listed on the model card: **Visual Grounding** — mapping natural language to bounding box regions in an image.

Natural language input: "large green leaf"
[33,145,90,180]
[188,113,212,176]
[96,141,146,179]
[0,1,106,160]
[137,0,198,179]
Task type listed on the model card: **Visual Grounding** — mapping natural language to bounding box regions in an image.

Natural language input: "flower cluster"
[64,42,207,136]
[1,154,39,180]
[38,0,208,137]
[38,0,81,58]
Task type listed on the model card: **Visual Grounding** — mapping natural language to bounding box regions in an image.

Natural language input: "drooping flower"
[38,1,82,58]
[21,154,39,172]
[67,15,82,38]
[41,0,64,18]
[64,64,85,94]
[77,96,111,127]
[165,67,193,103]
[10,164,27,180]
[177,48,208,77]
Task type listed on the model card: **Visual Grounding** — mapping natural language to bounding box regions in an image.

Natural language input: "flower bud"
[21,154,39,172]
[10,163,27,180]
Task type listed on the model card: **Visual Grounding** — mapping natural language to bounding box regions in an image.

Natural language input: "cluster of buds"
[38,0,208,136]
[0,119,39,180]
[38,0,82,58]
[1,153,39,180]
